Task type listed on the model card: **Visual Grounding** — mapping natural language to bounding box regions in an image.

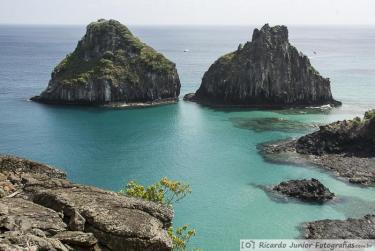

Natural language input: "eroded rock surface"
[273,179,334,203]
[304,215,375,239]
[0,155,173,251]
[185,24,340,107]
[31,19,180,106]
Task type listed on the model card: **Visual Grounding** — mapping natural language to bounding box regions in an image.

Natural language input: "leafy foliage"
[119,178,200,250]
[364,110,375,120]
[168,225,201,251]
[119,177,191,207]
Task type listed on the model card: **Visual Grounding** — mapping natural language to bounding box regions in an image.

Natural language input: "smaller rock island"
[261,110,375,186]
[273,179,334,203]
[185,24,341,107]
[31,19,181,106]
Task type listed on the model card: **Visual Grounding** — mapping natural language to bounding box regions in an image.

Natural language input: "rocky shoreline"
[0,155,173,251]
[260,111,375,186]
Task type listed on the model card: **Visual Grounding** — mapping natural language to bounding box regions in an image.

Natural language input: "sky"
[0,0,374,25]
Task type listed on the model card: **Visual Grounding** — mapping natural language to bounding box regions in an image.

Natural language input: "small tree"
[119,177,192,207]
[119,177,200,251]
[168,225,198,251]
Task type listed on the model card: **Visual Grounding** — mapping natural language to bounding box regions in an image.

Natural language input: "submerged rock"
[185,24,340,107]
[31,19,180,106]
[260,110,375,186]
[0,155,173,251]
[304,215,375,239]
[273,179,334,203]
[230,117,318,133]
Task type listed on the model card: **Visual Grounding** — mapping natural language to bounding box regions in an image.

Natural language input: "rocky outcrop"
[273,179,334,203]
[260,110,375,186]
[304,215,375,239]
[31,19,180,106]
[0,155,173,251]
[296,110,375,156]
[185,24,340,107]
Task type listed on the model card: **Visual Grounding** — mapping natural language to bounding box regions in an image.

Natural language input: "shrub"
[119,178,200,251]
[119,177,191,207]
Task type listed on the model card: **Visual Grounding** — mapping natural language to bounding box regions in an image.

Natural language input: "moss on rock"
[32,19,180,105]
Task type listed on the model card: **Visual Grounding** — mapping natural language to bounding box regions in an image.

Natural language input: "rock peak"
[252,24,289,45]
[185,24,340,107]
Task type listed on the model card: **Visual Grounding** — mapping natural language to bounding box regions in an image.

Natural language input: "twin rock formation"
[32,20,339,107]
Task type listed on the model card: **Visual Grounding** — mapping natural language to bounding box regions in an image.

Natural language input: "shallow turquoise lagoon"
[0,25,374,250]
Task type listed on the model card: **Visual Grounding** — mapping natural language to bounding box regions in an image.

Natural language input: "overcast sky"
[0,0,374,25]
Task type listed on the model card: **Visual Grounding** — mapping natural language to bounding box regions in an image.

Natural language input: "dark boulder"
[273,178,334,203]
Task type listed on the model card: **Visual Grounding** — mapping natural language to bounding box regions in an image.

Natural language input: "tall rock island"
[31,19,180,106]
[184,24,340,107]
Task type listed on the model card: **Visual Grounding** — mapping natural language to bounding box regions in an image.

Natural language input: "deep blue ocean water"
[0,25,375,250]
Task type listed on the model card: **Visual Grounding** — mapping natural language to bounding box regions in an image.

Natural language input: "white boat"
[184,49,190,52]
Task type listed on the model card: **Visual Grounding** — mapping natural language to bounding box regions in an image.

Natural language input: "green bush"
[119,177,200,251]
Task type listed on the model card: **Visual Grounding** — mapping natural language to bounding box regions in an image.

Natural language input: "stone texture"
[185,24,340,107]
[0,155,173,251]
[304,215,375,239]
[273,179,334,203]
[31,19,180,106]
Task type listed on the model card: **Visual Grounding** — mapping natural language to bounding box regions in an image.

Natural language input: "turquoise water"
[0,25,375,250]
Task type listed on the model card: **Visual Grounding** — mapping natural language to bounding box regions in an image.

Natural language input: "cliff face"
[296,110,375,156]
[185,24,340,107]
[0,155,173,251]
[31,19,180,105]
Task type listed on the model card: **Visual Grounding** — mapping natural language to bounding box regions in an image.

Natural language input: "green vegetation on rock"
[52,19,175,86]
[364,109,375,120]
[119,177,201,251]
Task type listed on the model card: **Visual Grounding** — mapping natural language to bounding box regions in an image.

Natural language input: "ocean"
[0,25,374,250]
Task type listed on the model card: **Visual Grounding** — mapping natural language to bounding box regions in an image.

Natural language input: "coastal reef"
[0,155,173,251]
[31,19,180,106]
[184,24,340,107]
[261,110,375,186]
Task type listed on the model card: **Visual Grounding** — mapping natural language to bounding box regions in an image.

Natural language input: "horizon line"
[1,22,375,27]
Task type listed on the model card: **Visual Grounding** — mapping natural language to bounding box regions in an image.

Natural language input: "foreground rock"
[261,110,375,186]
[304,215,375,239]
[0,155,173,251]
[273,179,334,203]
[31,19,180,106]
[185,24,340,107]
